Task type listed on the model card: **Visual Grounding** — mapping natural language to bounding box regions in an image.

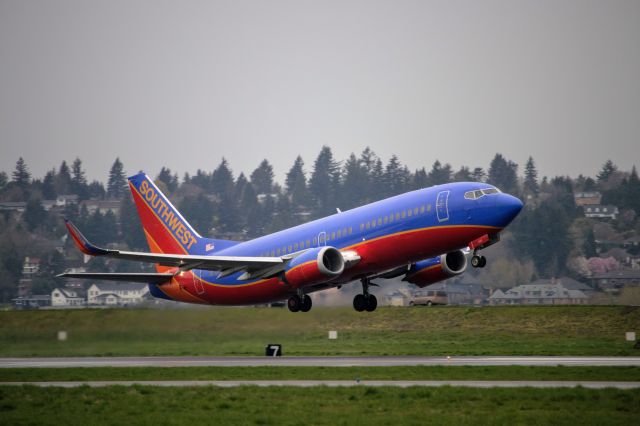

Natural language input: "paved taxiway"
[2,356,640,368]
[2,380,640,389]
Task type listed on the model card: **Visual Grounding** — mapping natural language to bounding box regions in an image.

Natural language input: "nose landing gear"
[471,254,487,268]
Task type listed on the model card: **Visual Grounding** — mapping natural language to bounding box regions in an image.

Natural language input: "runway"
[2,356,640,368]
[2,380,639,388]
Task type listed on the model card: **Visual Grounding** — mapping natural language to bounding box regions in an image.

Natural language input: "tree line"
[0,146,639,302]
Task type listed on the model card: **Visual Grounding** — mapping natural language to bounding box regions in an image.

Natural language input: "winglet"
[64,219,110,256]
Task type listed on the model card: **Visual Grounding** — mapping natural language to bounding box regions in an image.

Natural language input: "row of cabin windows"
[260,227,355,257]
[259,202,432,257]
[359,204,431,232]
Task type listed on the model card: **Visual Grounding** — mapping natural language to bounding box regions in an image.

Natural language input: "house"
[529,277,595,296]
[11,295,51,309]
[583,205,619,220]
[17,257,41,297]
[0,201,26,212]
[80,199,121,215]
[51,288,86,307]
[87,282,149,306]
[489,283,588,305]
[574,191,602,206]
[417,281,486,305]
[591,269,640,291]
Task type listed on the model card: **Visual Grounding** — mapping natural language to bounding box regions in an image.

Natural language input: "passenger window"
[377,218,382,225]
[365,222,370,230]
[408,209,413,217]
[414,207,419,215]
[371,220,376,228]
[313,238,318,245]
[427,204,432,212]
[331,232,336,240]
[401,211,406,218]
[360,223,364,231]
[343,228,347,236]
[389,214,394,223]
[383,216,388,224]
[306,240,311,248]
[395,212,400,220]
[348,227,352,234]
[288,245,292,252]
[337,230,342,238]
[294,243,298,250]
[420,205,425,213]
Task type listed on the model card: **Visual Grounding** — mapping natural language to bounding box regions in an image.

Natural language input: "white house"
[51,288,85,307]
[87,283,150,306]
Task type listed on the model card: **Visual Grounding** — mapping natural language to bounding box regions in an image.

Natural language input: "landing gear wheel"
[300,295,312,312]
[471,255,487,268]
[353,294,366,312]
[365,294,377,312]
[287,295,301,312]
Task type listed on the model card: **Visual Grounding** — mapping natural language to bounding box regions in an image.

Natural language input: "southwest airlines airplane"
[60,173,523,312]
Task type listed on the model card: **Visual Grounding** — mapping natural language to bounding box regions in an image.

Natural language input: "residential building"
[51,288,85,307]
[17,257,40,297]
[489,283,588,305]
[11,295,51,309]
[584,205,619,220]
[574,191,602,206]
[591,269,640,291]
[87,282,149,306]
[81,199,121,215]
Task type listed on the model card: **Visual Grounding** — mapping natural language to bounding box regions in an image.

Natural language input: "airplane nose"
[495,193,524,227]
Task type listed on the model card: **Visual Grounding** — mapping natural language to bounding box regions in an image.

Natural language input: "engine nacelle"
[284,246,345,288]
[404,250,468,288]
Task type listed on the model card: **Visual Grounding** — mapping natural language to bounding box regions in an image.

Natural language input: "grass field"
[1,385,639,425]
[1,306,639,357]
[2,366,640,382]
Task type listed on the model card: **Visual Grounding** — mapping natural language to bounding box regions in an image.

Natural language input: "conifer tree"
[487,153,518,194]
[523,156,539,196]
[107,158,127,199]
[309,146,340,216]
[56,161,72,194]
[12,157,31,187]
[597,159,617,182]
[285,156,308,207]
[250,159,275,194]
[71,158,89,199]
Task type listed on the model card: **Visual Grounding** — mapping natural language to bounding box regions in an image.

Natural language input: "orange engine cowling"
[284,246,345,288]
[403,250,468,288]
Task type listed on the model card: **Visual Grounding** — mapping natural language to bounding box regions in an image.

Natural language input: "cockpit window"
[464,187,501,200]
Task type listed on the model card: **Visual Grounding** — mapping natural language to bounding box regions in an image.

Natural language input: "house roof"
[421,282,484,295]
[489,283,588,300]
[90,283,148,292]
[529,277,591,291]
[592,269,640,280]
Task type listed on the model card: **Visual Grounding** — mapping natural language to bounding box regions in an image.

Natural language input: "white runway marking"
[1,356,640,368]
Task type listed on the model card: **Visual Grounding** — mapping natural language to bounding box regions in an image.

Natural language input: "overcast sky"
[1,0,638,184]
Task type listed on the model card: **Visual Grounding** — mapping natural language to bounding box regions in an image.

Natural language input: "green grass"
[2,366,640,382]
[1,385,639,425]
[1,306,639,357]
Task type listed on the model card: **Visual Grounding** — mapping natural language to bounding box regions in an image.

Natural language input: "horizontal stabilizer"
[57,272,174,284]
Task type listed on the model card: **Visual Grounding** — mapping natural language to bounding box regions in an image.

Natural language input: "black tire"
[365,294,377,312]
[287,295,301,312]
[300,295,312,312]
[471,255,481,268]
[353,294,366,312]
[479,256,487,268]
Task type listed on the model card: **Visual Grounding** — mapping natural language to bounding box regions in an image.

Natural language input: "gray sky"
[1,0,638,184]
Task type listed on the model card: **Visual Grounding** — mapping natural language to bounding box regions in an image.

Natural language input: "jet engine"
[284,246,345,287]
[403,250,468,288]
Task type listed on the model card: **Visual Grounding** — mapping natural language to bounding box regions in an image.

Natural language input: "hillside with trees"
[1,148,639,304]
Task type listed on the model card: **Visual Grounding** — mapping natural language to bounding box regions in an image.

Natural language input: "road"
[2,380,639,388]
[2,356,640,368]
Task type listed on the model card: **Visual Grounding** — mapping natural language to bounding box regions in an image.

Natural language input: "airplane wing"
[57,272,175,284]
[63,219,284,274]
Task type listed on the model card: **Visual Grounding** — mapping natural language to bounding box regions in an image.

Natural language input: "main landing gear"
[471,253,487,268]
[353,278,377,312]
[287,291,312,313]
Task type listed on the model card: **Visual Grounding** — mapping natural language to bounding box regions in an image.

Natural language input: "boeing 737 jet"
[60,173,523,312]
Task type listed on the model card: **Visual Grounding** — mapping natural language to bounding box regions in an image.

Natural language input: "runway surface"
[2,380,639,388]
[2,356,640,368]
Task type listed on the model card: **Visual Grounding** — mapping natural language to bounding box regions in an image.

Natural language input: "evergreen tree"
[627,166,640,214]
[239,182,262,237]
[71,158,89,199]
[211,158,234,197]
[0,171,7,189]
[453,166,472,182]
[309,146,340,216]
[523,156,539,196]
[270,193,295,232]
[428,160,452,185]
[179,194,215,236]
[107,158,127,199]
[250,159,275,194]
[12,157,31,187]
[369,158,385,201]
[24,199,47,231]
[42,169,57,200]
[413,167,428,189]
[191,169,210,190]
[156,167,178,193]
[285,156,308,207]
[120,193,147,250]
[341,153,368,208]
[487,153,518,194]
[56,161,72,195]
[472,167,486,182]
[597,159,617,182]
[583,227,598,258]
[88,180,106,199]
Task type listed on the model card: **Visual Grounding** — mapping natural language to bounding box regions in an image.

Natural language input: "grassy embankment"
[1,305,639,357]
[1,385,639,425]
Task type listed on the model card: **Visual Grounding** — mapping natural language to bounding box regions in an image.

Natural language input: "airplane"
[59,172,523,312]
